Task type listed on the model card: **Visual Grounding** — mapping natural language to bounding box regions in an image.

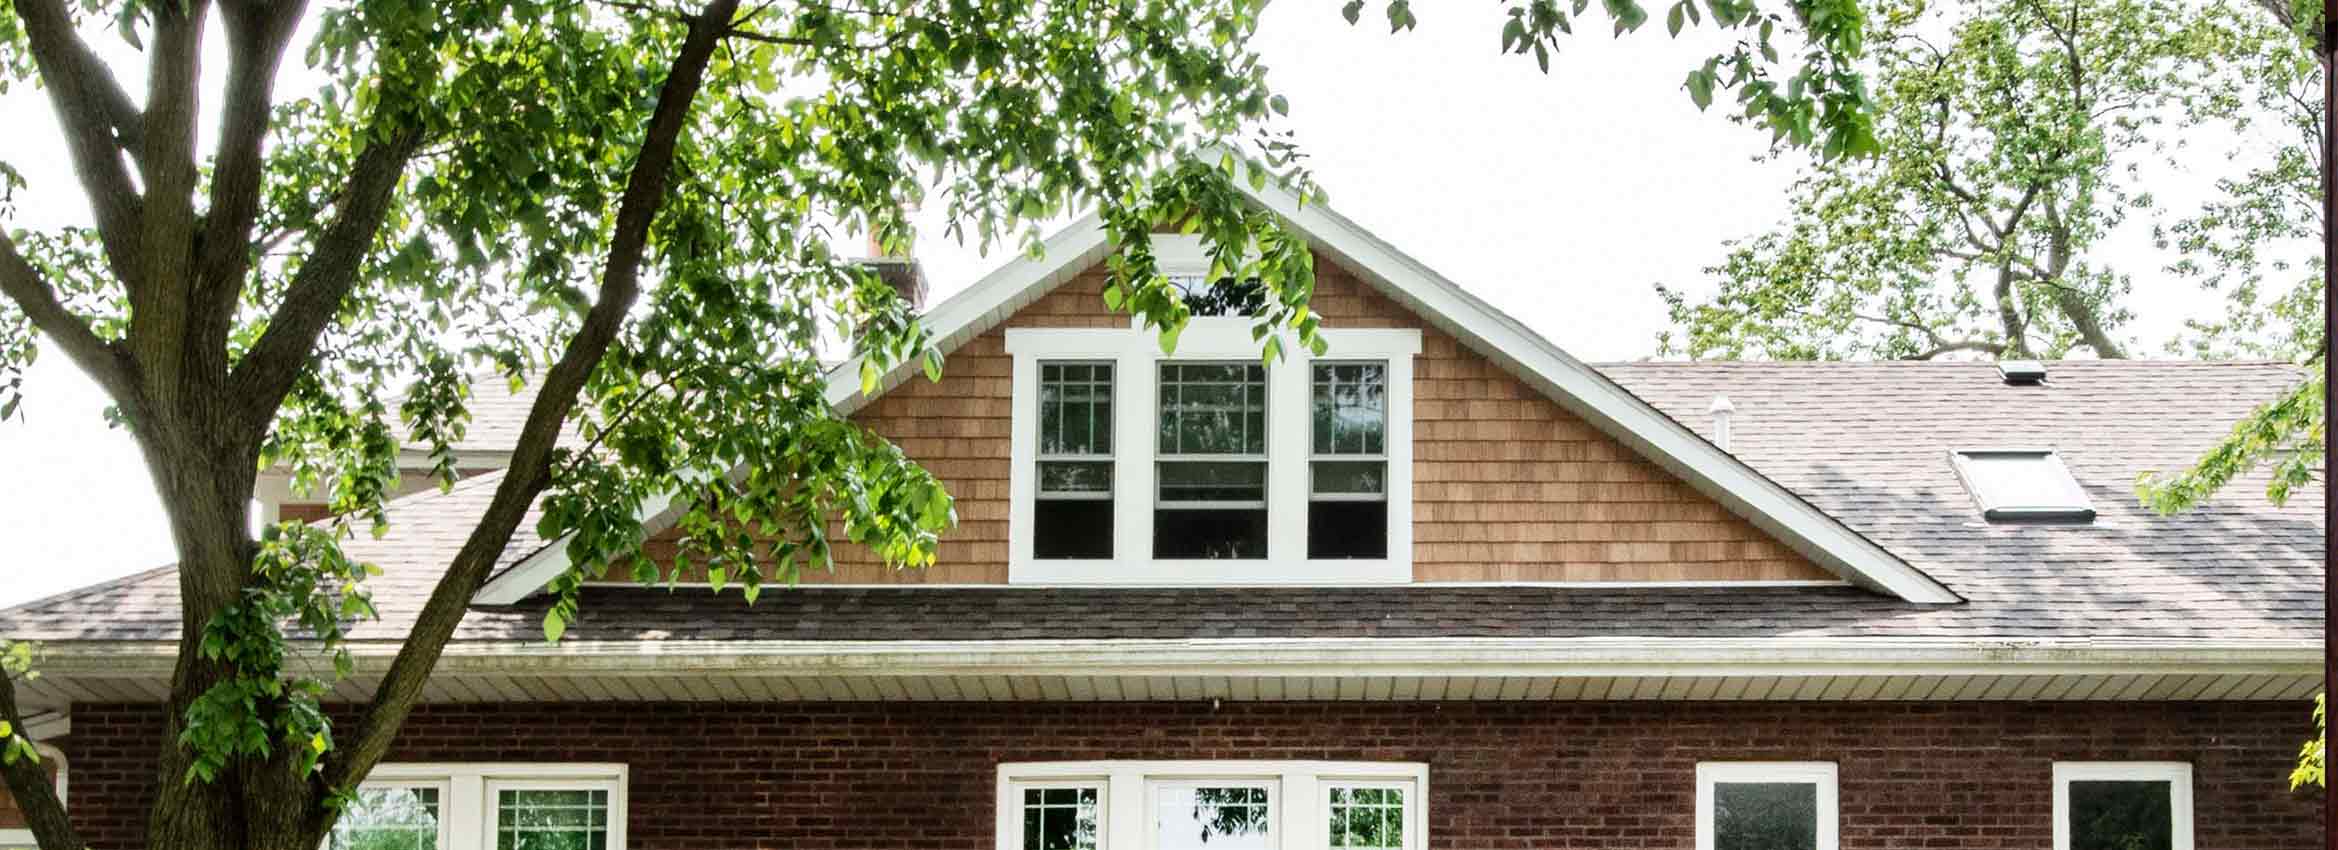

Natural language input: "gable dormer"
[476,178,1956,604]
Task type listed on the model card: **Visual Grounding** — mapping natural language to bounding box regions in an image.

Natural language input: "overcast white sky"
[0,3,2264,607]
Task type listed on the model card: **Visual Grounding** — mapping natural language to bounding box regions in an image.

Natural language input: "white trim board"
[482,156,1959,603]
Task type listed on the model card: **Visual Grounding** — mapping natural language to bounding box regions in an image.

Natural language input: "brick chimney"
[859,219,927,311]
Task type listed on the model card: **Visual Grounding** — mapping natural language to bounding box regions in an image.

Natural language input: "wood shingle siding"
[664,251,1830,585]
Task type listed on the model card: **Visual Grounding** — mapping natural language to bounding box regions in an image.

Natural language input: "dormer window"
[1005,282,1420,584]
[1951,449,2096,523]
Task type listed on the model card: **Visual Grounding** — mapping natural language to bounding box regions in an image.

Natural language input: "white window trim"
[355,763,628,850]
[2052,761,2193,850]
[995,760,1426,850]
[1006,322,1420,585]
[1694,761,1839,850]
[0,744,65,850]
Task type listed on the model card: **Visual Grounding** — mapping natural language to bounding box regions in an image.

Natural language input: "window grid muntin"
[328,785,445,850]
[1039,362,1115,459]
[495,787,611,850]
[1158,362,1269,456]
[1311,362,1388,457]
[1326,785,1407,850]
[1019,784,1103,850]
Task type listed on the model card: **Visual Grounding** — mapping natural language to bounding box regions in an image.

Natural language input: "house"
[0,173,2322,850]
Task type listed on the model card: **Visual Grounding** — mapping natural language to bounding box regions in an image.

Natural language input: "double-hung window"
[998,761,1423,850]
[1309,363,1388,559]
[1036,362,1116,559]
[1155,362,1271,559]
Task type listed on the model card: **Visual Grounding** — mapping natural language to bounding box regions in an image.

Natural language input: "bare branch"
[1910,339,2010,360]
[10,0,149,283]
[323,0,744,800]
[0,229,140,403]
[0,671,83,850]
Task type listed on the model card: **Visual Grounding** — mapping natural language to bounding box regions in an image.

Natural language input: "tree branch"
[0,671,83,850]
[1911,339,2010,360]
[122,0,209,399]
[193,1,312,370]
[320,0,742,805]
[226,117,427,434]
[0,229,140,403]
[10,0,149,284]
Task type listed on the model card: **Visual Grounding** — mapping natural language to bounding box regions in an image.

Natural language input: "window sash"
[996,761,1424,850]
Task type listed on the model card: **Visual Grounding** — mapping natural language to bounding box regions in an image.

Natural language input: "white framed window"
[343,763,627,850]
[1005,320,1419,585]
[997,761,1424,850]
[1308,362,1389,559]
[1694,762,1838,850]
[1035,361,1117,560]
[2053,762,2193,850]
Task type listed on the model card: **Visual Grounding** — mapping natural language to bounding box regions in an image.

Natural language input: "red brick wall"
[52,700,2320,849]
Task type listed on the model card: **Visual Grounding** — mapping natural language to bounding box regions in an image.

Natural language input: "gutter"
[24,636,2322,681]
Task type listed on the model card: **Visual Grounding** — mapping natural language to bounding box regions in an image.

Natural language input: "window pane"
[1040,461,1114,495]
[2069,781,2173,850]
[1041,363,1113,457]
[1328,786,1405,849]
[1021,787,1100,850]
[1713,782,1817,850]
[1159,363,1267,455]
[496,789,609,850]
[1036,499,1114,559]
[1308,501,1388,559]
[1155,508,1269,559]
[329,787,442,850]
[1310,461,1386,496]
[1312,363,1387,456]
[1159,461,1268,504]
[1155,786,1272,850]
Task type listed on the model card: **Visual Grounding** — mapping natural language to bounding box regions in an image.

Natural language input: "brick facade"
[47,700,2319,849]
[692,250,1831,585]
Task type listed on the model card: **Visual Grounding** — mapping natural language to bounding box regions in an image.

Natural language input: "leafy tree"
[1656,0,2278,361]
[0,0,1878,849]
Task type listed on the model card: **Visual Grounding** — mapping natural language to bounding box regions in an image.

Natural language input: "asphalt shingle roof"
[1,360,2319,645]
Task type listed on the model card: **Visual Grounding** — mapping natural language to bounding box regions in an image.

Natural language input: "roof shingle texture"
[2,360,2319,644]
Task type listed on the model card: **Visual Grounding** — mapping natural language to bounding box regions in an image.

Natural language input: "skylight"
[1950,450,2096,523]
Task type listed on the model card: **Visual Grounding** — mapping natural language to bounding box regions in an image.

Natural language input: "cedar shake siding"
[52,701,2320,849]
[761,251,1833,584]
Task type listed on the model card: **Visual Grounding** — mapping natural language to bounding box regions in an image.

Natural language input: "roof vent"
[1998,360,2048,386]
